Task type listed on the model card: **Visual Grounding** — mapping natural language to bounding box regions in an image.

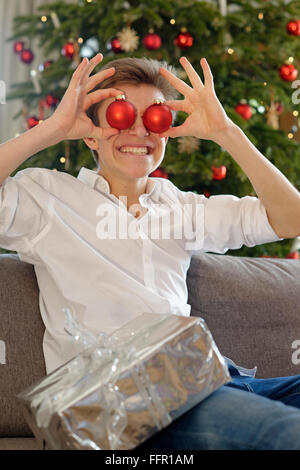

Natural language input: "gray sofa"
[0,252,300,450]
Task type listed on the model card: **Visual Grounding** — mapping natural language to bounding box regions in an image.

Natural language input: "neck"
[97,170,149,209]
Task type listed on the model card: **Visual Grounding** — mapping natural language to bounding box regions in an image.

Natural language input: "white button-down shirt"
[0,167,281,373]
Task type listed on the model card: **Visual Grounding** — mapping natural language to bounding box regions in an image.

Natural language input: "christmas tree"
[3,0,300,258]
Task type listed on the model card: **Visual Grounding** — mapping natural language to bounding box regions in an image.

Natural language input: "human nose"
[126,113,150,137]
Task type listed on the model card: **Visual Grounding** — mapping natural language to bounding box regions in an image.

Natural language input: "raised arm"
[159,56,300,239]
[0,53,122,185]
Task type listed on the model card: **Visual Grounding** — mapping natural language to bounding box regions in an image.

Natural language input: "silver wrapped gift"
[17,312,230,450]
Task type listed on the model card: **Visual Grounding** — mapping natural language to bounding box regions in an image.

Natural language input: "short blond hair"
[85,57,180,168]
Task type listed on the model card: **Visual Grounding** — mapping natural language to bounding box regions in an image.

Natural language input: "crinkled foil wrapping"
[18,312,230,450]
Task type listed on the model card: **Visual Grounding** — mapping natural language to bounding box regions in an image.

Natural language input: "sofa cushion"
[187,253,300,378]
[0,255,46,437]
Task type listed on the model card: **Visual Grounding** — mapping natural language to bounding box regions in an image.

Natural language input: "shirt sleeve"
[177,191,283,255]
[0,167,51,263]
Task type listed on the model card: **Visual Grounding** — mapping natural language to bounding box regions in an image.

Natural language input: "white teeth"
[119,146,149,154]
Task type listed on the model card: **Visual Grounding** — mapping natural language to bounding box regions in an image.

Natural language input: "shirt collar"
[77,167,161,202]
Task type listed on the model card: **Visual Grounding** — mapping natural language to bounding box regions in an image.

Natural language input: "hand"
[48,53,123,141]
[159,57,234,141]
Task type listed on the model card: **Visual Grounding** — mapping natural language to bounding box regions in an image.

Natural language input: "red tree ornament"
[212,165,227,180]
[106,95,136,130]
[42,60,53,70]
[20,49,34,64]
[149,168,168,178]
[110,37,124,53]
[45,95,59,108]
[279,64,298,81]
[143,100,172,134]
[143,33,162,50]
[286,251,299,259]
[235,103,252,120]
[286,20,300,36]
[174,30,194,49]
[62,42,75,59]
[13,40,25,54]
[27,116,39,129]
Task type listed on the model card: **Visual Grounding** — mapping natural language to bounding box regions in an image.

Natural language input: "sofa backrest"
[0,253,300,437]
[187,254,300,379]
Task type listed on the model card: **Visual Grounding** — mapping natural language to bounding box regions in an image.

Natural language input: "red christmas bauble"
[106,96,136,130]
[279,64,298,81]
[204,191,210,198]
[45,95,59,108]
[286,251,299,259]
[27,116,39,129]
[62,42,74,59]
[143,33,162,50]
[42,60,53,70]
[143,101,172,133]
[235,103,252,120]
[286,20,300,36]
[20,49,34,64]
[212,165,227,180]
[13,40,25,54]
[275,101,284,113]
[149,168,168,178]
[174,31,194,49]
[110,37,124,53]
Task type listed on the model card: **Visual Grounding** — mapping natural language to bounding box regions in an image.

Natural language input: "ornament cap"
[153,99,165,105]
[115,94,126,100]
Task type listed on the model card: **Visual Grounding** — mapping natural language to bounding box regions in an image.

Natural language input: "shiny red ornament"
[20,49,34,64]
[62,42,74,59]
[13,40,25,54]
[143,33,162,50]
[174,31,194,49]
[204,191,210,198]
[279,64,298,81]
[286,20,300,36]
[143,101,172,134]
[106,95,136,130]
[111,37,124,53]
[27,116,39,129]
[45,95,59,108]
[42,60,53,70]
[235,103,252,120]
[212,165,227,181]
[275,101,284,113]
[286,251,299,259]
[149,168,168,178]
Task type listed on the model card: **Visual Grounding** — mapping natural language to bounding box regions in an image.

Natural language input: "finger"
[163,99,189,113]
[200,58,214,89]
[80,52,103,85]
[85,67,116,93]
[179,56,204,89]
[70,57,90,87]
[158,125,187,139]
[159,67,192,97]
[83,88,124,111]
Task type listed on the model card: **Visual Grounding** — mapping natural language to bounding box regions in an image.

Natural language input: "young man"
[1,53,300,450]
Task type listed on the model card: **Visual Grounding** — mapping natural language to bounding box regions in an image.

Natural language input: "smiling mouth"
[117,146,153,156]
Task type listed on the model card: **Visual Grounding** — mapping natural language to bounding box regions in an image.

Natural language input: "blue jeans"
[137,365,300,450]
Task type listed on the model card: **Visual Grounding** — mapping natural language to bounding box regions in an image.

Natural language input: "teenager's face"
[86,83,168,181]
